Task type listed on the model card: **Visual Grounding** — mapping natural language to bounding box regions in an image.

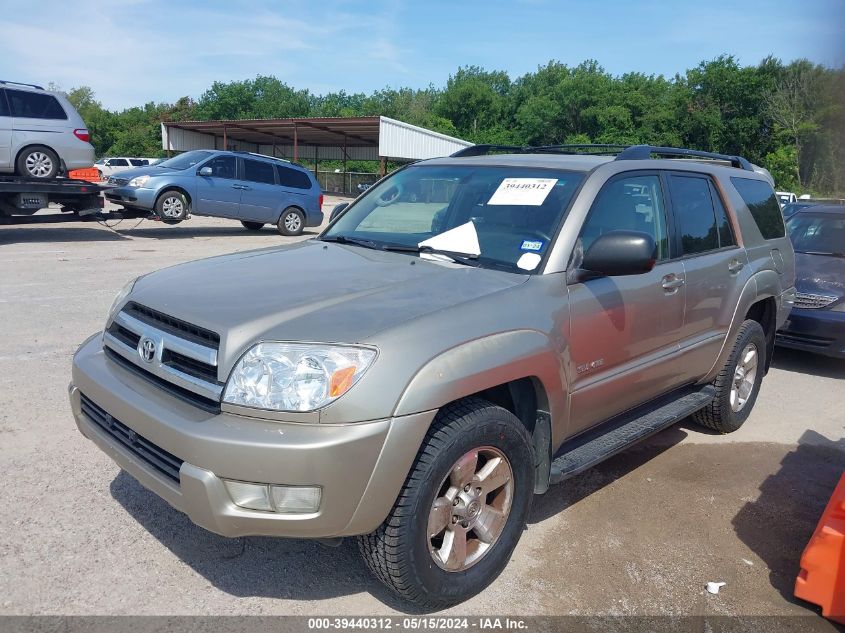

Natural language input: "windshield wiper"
[319,235,382,250]
[379,243,480,266]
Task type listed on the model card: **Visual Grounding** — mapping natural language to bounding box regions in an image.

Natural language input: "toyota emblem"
[138,337,156,363]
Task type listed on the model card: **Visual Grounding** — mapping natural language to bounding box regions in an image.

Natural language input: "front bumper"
[70,335,434,538]
[104,186,157,210]
[776,308,845,359]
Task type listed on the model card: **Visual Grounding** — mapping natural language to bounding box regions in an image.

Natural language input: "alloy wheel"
[284,211,302,232]
[25,152,53,178]
[161,196,184,218]
[427,446,514,571]
[730,343,758,412]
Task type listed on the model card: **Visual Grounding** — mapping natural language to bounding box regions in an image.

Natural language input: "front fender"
[393,329,566,422]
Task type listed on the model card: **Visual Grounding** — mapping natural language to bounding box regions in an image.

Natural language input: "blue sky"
[1,0,843,110]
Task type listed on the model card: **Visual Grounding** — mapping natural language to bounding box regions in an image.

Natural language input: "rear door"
[239,158,279,222]
[276,164,313,211]
[567,172,687,435]
[194,154,241,216]
[666,172,749,382]
[0,90,11,170]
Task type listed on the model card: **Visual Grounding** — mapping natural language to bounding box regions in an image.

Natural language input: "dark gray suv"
[70,144,795,608]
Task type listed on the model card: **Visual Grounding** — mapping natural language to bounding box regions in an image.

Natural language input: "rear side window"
[130,159,147,166]
[669,175,720,255]
[0,90,8,117]
[276,165,312,189]
[730,177,785,239]
[709,181,736,247]
[6,89,67,120]
[109,158,129,167]
[243,159,276,185]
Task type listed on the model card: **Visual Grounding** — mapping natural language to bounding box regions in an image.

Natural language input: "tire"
[16,146,59,179]
[277,207,305,236]
[358,397,534,609]
[241,220,264,231]
[155,190,188,224]
[693,319,766,433]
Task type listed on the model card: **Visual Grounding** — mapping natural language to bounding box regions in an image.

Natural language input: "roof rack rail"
[616,145,753,171]
[0,80,45,90]
[450,144,526,158]
[531,144,631,155]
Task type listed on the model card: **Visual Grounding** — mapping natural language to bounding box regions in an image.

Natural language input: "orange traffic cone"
[794,472,845,624]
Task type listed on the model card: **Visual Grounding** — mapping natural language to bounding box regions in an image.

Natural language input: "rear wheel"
[693,319,766,433]
[277,207,305,236]
[155,190,188,224]
[358,397,534,608]
[241,221,264,231]
[16,146,59,179]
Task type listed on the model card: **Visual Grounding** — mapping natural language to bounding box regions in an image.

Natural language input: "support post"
[293,124,298,162]
[379,156,386,178]
[223,125,228,150]
[314,145,319,178]
[343,134,348,195]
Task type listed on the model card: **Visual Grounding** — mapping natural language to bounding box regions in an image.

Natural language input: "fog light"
[271,485,322,514]
[223,480,273,511]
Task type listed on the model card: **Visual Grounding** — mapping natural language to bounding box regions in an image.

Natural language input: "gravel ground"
[0,201,843,623]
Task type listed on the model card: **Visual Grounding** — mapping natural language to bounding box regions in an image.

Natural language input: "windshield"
[323,164,584,273]
[787,212,845,256]
[155,150,214,170]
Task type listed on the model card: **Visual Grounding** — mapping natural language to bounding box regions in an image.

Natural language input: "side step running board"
[549,385,716,484]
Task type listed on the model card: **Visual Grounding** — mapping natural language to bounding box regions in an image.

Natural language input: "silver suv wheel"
[25,152,54,178]
[730,343,758,412]
[283,210,302,232]
[428,447,514,571]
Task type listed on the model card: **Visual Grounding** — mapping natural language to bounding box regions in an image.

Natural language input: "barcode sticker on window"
[488,178,557,206]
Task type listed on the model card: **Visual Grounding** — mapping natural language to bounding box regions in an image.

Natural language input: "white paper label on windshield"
[488,178,557,206]
[517,252,542,271]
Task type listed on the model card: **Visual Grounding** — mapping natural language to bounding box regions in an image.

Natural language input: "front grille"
[108,322,140,349]
[80,393,183,484]
[105,347,221,413]
[162,349,218,382]
[794,292,838,309]
[124,302,220,347]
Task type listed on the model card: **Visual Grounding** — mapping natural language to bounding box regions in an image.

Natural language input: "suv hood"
[128,240,527,362]
[794,251,845,298]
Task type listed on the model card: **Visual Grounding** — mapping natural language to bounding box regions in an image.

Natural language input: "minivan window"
[669,175,720,255]
[730,177,785,239]
[156,150,213,170]
[277,165,312,189]
[6,89,67,120]
[243,159,276,185]
[205,155,236,179]
[0,89,8,117]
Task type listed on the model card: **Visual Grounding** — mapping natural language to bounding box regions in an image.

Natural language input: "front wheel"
[358,398,534,608]
[155,190,188,224]
[277,207,305,236]
[693,319,766,433]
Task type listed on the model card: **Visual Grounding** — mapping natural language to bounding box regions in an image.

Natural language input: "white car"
[95,157,158,179]
[0,80,95,179]
[776,191,797,206]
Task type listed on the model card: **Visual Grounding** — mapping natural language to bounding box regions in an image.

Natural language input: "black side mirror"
[581,230,656,277]
[330,202,349,222]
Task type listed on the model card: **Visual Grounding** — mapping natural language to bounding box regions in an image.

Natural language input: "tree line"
[63,55,844,194]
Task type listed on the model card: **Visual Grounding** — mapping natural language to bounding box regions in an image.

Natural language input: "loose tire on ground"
[693,319,766,433]
[16,146,59,179]
[241,221,264,231]
[358,397,534,609]
[277,207,305,236]
[155,190,188,225]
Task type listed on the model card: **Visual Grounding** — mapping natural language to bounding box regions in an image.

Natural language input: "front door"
[567,172,686,436]
[194,155,241,217]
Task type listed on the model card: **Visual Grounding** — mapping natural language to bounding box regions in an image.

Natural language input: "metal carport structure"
[161,116,472,192]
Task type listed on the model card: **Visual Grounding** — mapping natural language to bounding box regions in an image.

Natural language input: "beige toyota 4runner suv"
[70,144,795,608]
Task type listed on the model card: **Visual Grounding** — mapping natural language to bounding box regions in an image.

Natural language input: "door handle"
[231,184,244,189]
[728,260,744,274]
[661,274,685,291]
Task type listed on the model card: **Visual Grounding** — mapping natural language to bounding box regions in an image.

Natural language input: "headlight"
[223,343,377,412]
[107,277,137,321]
[128,175,150,187]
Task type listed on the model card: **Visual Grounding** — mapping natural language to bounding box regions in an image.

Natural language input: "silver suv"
[0,80,95,179]
[69,144,795,608]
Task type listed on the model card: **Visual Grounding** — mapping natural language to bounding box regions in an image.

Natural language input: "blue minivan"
[104,150,324,235]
